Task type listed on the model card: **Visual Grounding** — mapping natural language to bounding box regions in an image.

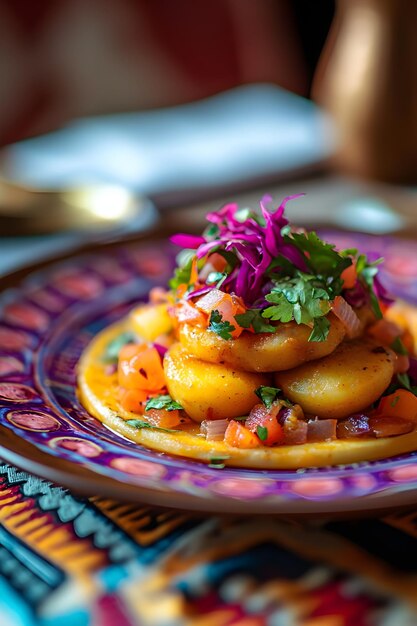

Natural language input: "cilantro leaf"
[391,337,409,355]
[255,386,281,409]
[145,395,183,411]
[235,310,276,333]
[355,254,384,319]
[397,373,414,392]
[288,231,351,278]
[263,292,294,323]
[262,272,332,341]
[308,316,331,342]
[256,425,268,441]
[381,373,417,398]
[390,395,401,408]
[126,419,179,433]
[208,310,235,340]
[169,254,194,289]
[204,223,220,238]
[103,332,136,363]
[208,454,230,469]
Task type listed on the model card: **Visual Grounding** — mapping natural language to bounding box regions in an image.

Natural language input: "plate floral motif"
[1,233,417,513]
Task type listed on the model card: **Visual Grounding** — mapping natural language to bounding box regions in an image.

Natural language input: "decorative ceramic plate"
[1,231,417,515]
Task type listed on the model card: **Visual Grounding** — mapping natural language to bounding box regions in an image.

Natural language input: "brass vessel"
[313,0,417,183]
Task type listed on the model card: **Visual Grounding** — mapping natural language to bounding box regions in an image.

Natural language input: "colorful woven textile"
[0,461,416,626]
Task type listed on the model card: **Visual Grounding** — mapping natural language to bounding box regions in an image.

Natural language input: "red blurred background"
[0,0,334,146]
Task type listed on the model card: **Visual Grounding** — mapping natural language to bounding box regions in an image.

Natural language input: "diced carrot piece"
[245,404,285,446]
[189,258,199,285]
[377,389,417,422]
[175,301,207,326]
[224,420,260,448]
[118,346,165,391]
[196,289,246,338]
[119,388,148,413]
[176,284,188,299]
[195,289,227,315]
[145,408,184,429]
[368,319,402,344]
[215,299,243,339]
[378,301,390,316]
[341,263,357,289]
[208,253,227,272]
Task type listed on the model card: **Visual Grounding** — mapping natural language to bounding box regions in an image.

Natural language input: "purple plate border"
[1,232,417,511]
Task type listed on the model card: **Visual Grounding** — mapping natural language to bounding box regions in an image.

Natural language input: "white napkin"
[3,84,332,195]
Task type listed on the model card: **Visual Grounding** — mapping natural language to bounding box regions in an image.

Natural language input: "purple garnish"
[373,275,394,305]
[173,194,305,305]
[154,343,168,358]
[343,282,370,308]
[408,357,417,384]
[170,193,391,312]
[170,234,206,249]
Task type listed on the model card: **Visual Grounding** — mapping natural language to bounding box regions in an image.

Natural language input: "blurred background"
[0,0,416,270]
[0,0,334,143]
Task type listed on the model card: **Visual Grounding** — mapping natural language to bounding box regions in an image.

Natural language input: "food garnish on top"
[77,195,417,466]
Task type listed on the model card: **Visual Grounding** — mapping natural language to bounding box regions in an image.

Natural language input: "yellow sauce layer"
[77,318,417,469]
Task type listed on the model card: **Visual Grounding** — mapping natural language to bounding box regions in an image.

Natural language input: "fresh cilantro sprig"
[355,254,384,319]
[126,419,179,433]
[256,425,268,441]
[208,310,235,340]
[208,454,230,469]
[169,254,194,290]
[255,386,281,409]
[235,310,275,333]
[391,337,408,356]
[308,317,331,342]
[287,231,351,279]
[380,372,417,399]
[262,272,332,341]
[103,332,136,363]
[145,395,183,411]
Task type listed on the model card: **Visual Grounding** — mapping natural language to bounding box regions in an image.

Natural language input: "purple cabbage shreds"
[170,234,206,248]
[171,194,307,305]
[408,358,417,384]
[185,285,212,300]
[196,241,220,259]
[154,343,168,358]
[226,241,261,268]
[279,244,309,272]
[343,281,370,308]
[373,275,395,305]
[234,258,253,301]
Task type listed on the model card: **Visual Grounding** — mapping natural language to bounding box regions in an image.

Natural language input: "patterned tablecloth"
[0,460,416,626]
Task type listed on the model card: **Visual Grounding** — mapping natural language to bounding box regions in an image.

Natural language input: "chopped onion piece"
[369,415,414,438]
[337,414,372,438]
[307,419,337,442]
[332,295,361,338]
[200,419,229,440]
[284,420,307,445]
